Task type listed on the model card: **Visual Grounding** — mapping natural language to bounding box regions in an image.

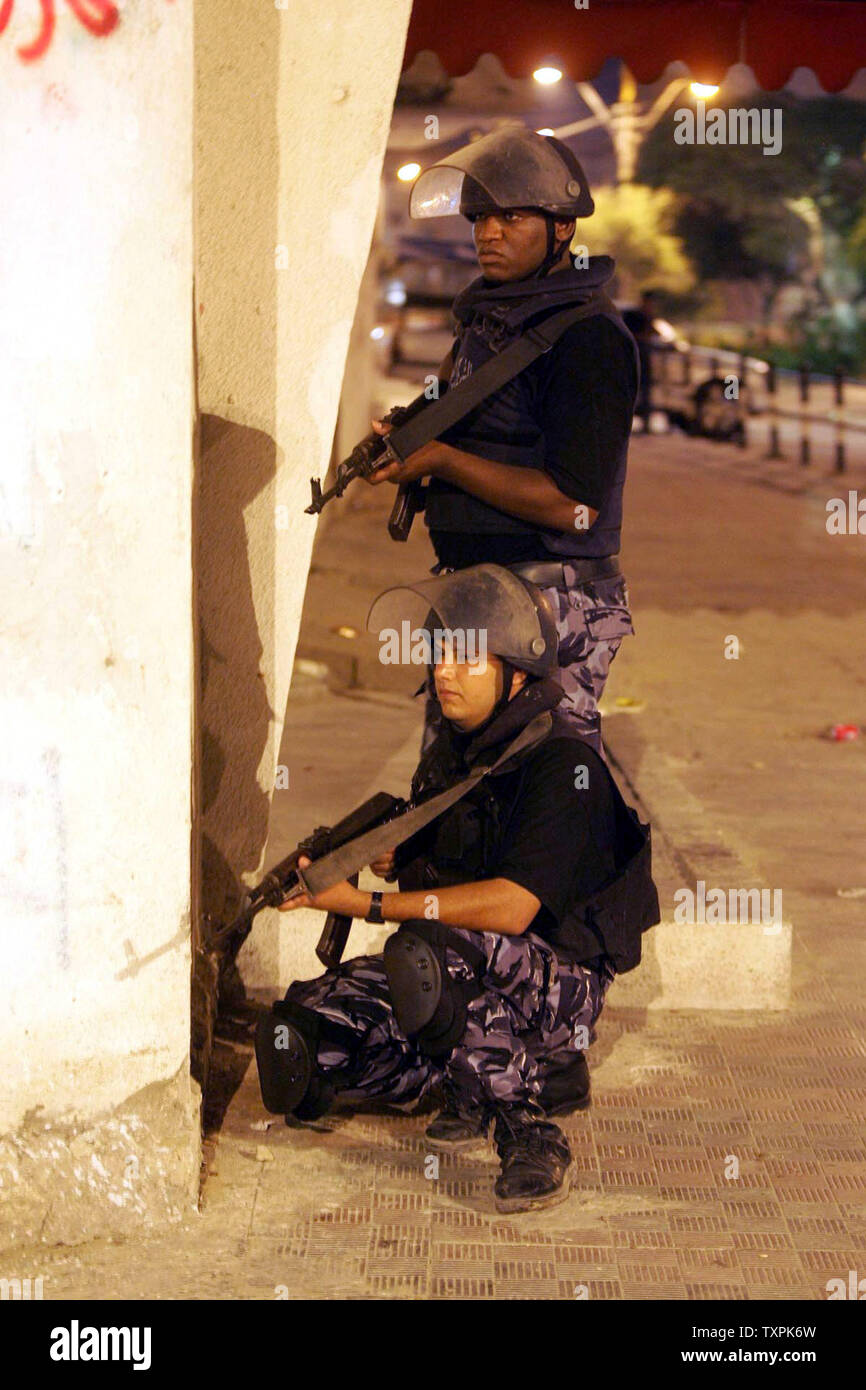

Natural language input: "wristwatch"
[365,890,385,925]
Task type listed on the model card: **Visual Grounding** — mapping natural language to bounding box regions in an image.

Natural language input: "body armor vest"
[424,261,639,560]
[397,685,659,973]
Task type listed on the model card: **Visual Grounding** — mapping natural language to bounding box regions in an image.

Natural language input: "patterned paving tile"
[431,1277,495,1299]
[612,1228,674,1248]
[619,1282,691,1300]
[568,1279,622,1299]
[212,985,866,1302]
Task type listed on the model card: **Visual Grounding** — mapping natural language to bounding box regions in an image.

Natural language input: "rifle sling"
[387,295,616,462]
[299,712,552,897]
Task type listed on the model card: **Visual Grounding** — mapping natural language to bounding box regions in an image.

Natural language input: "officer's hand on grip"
[277,855,367,918]
[370,848,397,880]
[364,419,444,488]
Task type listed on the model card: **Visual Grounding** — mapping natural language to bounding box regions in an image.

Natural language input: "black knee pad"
[255,1000,315,1116]
[383,920,486,1059]
[255,997,351,1119]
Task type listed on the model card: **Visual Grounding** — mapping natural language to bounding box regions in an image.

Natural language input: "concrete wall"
[0,0,411,1251]
[194,0,413,988]
[333,219,385,471]
[0,4,198,1247]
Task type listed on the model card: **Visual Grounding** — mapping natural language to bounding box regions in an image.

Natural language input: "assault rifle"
[208,718,550,968]
[209,791,407,968]
[305,297,622,541]
[306,391,430,542]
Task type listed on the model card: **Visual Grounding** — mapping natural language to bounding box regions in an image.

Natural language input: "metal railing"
[647,342,866,473]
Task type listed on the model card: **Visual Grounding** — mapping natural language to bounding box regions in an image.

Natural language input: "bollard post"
[833,366,846,474]
[798,361,810,467]
[766,362,781,460]
[737,352,748,448]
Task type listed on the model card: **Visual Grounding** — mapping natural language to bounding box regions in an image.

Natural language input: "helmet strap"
[448,658,517,745]
[525,215,573,280]
[500,659,515,705]
[486,658,517,724]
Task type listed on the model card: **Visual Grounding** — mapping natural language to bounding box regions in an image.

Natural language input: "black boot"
[494,1118,573,1214]
[425,1100,489,1151]
[538,1052,591,1117]
[292,1073,337,1121]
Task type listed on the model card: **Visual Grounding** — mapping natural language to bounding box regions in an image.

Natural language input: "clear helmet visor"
[367,564,556,675]
[409,165,467,220]
[409,127,592,220]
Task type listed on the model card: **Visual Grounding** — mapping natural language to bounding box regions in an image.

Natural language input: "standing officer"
[367,126,640,756]
[257,566,658,1213]
[622,289,662,433]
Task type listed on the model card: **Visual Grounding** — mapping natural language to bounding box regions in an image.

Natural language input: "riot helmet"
[410,126,594,222]
[367,563,559,679]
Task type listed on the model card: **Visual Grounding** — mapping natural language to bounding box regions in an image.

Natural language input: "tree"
[579,183,695,301]
[850,204,866,284]
[636,92,866,324]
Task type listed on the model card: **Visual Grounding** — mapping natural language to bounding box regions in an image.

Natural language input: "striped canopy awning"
[403,0,866,93]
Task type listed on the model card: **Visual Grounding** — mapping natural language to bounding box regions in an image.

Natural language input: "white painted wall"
[0,0,412,1244]
[0,0,196,1194]
[194,0,413,986]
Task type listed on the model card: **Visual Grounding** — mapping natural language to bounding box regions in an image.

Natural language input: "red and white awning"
[403,0,866,94]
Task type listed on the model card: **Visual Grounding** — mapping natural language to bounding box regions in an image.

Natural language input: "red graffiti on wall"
[0,0,174,62]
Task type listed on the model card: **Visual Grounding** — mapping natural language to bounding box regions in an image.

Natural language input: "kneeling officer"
[257,565,658,1213]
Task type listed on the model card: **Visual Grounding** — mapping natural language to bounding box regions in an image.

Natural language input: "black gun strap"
[299,712,552,897]
[387,293,618,462]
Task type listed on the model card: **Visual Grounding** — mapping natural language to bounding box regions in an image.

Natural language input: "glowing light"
[533,66,562,86]
[536,128,555,137]
[384,280,407,307]
[397,162,421,182]
[370,326,385,340]
[690,82,720,99]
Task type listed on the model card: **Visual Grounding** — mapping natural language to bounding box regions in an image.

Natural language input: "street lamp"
[533,65,563,85]
[690,82,720,98]
[536,64,721,184]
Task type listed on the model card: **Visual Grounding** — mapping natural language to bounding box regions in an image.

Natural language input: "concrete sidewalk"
[16,427,866,1300]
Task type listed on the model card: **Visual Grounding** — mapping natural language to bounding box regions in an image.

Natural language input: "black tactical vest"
[424,263,639,560]
[396,688,659,974]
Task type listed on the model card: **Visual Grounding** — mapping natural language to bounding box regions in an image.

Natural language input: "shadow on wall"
[191,414,276,1090]
[190,0,282,1094]
[198,413,274,928]
[189,0,284,1100]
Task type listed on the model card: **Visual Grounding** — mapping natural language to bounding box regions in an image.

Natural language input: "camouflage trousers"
[283,924,615,1129]
[539,567,634,757]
